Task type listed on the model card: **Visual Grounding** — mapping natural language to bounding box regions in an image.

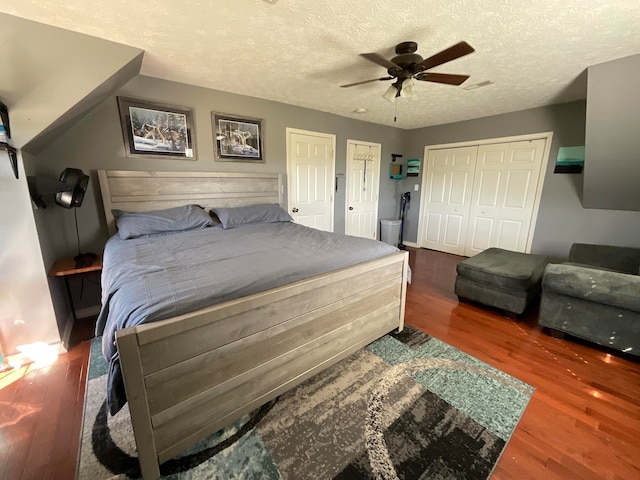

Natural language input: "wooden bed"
[98,169,409,479]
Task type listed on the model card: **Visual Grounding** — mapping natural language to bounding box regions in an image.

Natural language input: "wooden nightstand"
[49,255,103,323]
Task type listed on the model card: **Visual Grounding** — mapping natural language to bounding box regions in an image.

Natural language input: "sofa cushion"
[563,262,623,273]
[543,263,640,312]
[569,243,640,275]
[456,248,549,290]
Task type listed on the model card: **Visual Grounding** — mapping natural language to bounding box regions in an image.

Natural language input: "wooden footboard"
[116,250,408,479]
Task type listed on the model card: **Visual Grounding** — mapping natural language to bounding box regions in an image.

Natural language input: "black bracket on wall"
[1,143,18,179]
[0,101,11,139]
[0,100,18,179]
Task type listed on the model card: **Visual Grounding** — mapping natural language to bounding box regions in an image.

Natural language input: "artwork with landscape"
[117,97,195,159]
[213,112,263,162]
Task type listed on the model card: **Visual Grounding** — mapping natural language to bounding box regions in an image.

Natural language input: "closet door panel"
[465,139,545,256]
[467,216,494,252]
[496,140,545,251]
[495,219,524,251]
[419,146,477,255]
[465,145,505,255]
[504,170,532,208]
[420,136,548,258]
[424,213,443,243]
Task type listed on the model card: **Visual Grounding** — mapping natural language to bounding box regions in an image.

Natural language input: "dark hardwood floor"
[0,339,90,480]
[406,248,640,480]
[1,247,639,479]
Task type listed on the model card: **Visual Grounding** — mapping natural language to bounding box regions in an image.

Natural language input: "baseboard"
[402,241,419,248]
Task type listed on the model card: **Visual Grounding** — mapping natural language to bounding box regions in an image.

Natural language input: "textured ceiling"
[1,0,640,129]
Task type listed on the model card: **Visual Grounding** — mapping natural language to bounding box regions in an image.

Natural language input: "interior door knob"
[292,207,299,213]
[349,206,354,210]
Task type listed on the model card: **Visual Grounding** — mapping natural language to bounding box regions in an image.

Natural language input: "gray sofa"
[539,243,640,356]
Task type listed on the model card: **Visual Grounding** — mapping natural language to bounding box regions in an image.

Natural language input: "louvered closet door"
[464,139,545,256]
[420,146,478,255]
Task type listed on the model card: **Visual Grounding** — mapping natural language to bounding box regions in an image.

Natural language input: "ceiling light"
[383,85,398,102]
[400,79,414,98]
[353,108,368,114]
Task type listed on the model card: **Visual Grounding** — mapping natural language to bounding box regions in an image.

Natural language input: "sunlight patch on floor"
[0,342,60,390]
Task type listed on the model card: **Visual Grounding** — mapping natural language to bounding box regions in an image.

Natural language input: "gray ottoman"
[455,247,549,316]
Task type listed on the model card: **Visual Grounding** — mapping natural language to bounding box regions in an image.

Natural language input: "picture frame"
[117,97,195,159]
[212,112,264,162]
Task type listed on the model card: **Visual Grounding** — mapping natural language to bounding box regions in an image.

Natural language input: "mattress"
[96,221,399,413]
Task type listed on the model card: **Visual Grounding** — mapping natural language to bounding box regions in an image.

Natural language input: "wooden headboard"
[98,170,284,236]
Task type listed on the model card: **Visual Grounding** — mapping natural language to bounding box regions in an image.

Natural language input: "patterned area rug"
[77,326,533,479]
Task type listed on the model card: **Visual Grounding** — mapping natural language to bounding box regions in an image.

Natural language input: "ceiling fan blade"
[417,41,475,71]
[360,53,400,70]
[415,72,470,86]
[340,77,394,88]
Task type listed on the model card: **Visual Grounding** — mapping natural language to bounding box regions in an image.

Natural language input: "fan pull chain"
[394,97,397,123]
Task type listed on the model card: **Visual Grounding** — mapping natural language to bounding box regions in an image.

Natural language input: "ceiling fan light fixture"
[400,78,415,98]
[383,84,398,102]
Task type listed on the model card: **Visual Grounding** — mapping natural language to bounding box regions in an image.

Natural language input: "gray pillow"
[113,205,215,239]
[212,204,292,229]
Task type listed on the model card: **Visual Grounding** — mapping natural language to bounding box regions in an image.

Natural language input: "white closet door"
[465,139,545,256]
[419,146,478,255]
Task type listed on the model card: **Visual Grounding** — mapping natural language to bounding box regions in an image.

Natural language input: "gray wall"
[404,100,640,259]
[30,75,408,264]
[0,13,142,354]
[31,82,640,270]
[584,54,640,210]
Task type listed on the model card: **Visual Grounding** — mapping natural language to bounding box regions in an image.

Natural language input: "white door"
[345,140,381,239]
[418,146,478,255]
[465,139,545,256]
[286,128,335,232]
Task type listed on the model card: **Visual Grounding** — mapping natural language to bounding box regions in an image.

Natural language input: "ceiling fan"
[341,41,475,100]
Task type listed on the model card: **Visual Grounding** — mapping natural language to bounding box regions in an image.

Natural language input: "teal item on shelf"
[406,158,421,177]
[389,162,405,179]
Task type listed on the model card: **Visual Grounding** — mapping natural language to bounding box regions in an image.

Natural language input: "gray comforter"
[96,221,399,413]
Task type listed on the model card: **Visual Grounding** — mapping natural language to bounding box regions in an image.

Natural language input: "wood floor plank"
[406,247,640,480]
[1,247,639,479]
[0,340,90,480]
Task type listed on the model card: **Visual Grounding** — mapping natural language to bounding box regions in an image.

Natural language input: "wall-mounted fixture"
[0,100,18,179]
[389,153,405,179]
[554,146,584,174]
[406,158,421,177]
[28,168,96,266]
[0,100,11,139]
[28,168,89,210]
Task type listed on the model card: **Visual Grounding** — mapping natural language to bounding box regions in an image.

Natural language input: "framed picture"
[212,112,264,162]
[117,97,195,159]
